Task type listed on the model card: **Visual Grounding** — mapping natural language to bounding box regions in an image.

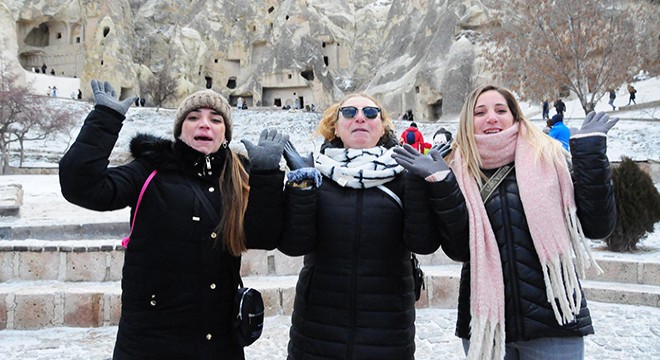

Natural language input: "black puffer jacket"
[445,135,616,343]
[278,144,467,360]
[59,105,284,359]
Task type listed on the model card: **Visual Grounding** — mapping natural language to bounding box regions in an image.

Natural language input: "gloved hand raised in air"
[90,80,137,116]
[241,128,289,170]
[430,142,452,158]
[392,144,449,178]
[283,140,315,170]
[571,111,619,136]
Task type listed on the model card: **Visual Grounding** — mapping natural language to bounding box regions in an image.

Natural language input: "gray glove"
[572,111,619,136]
[283,140,314,170]
[430,142,452,158]
[90,80,137,115]
[241,128,289,170]
[392,144,449,178]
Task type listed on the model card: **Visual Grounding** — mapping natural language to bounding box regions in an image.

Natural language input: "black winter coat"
[278,145,467,360]
[59,105,284,360]
[438,136,616,343]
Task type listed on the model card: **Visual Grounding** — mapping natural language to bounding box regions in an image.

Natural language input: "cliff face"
[2,0,495,121]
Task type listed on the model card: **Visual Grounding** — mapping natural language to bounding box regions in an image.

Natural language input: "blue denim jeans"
[462,336,584,360]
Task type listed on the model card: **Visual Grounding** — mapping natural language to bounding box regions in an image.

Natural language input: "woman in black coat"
[59,80,287,359]
[279,93,467,360]
[393,85,617,360]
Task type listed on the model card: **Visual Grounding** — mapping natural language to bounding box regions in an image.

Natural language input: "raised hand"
[431,142,452,158]
[241,128,289,170]
[573,111,619,136]
[283,140,314,170]
[90,80,137,115]
[392,144,449,178]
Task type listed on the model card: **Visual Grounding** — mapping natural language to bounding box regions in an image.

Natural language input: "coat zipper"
[347,190,363,359]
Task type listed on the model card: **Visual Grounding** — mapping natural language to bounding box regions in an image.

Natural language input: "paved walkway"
[0,301,659,359]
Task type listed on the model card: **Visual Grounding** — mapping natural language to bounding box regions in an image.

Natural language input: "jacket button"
[206,333,212,340]
[210,232,217,239]
[210,283,216,289]
[150,294,156,306]
[209,187,215,192]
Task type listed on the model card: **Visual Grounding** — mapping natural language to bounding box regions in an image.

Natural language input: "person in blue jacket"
[549,113,570,151]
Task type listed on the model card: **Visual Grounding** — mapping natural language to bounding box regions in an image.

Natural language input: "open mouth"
[194,136,213,141]
[483,129,500,134]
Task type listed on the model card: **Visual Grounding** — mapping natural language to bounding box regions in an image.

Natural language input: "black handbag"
[411,253,425,301]
[231,257,265,347]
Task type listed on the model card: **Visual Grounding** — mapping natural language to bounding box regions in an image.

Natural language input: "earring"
[221,140,228,148]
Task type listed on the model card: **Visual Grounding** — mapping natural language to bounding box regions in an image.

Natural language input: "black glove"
[392,144,449,178]
[90,80,137,115]
[283,140,314,170]
[571,111,619,136]
[241,128,289,170]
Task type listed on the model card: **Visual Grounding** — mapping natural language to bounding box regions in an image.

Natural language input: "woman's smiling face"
[473,90,515,135]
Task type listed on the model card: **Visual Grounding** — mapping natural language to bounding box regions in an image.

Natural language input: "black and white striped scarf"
[315,146,404,189]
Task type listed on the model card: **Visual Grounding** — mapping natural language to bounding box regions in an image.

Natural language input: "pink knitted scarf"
[450,122,600,360]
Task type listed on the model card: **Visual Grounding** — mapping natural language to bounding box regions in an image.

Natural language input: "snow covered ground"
[0,73,657,359]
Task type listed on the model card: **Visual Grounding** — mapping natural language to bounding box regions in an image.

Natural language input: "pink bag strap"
[122,170,158,248]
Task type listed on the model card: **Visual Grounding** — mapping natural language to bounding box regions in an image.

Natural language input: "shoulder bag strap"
[479,164,514,204]
[376,184,403,210]
[122,170,158,247]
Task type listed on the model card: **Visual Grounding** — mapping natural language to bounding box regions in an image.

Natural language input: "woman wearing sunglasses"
[278,94,466,359]
[393,85,618,360]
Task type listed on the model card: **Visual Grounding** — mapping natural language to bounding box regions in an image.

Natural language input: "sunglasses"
[338,106,381,120]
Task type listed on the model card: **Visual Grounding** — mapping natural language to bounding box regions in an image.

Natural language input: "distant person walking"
[608,89,616,111]
[41,64,47,74]
[542,100,550,120]
[548,114,570,151]
[402,109,414,121]
[554,98,566,117]
[627,84,637,105]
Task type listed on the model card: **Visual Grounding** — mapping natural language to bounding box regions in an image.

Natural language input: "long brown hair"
[452,84,566,185]
[218,150,250,256]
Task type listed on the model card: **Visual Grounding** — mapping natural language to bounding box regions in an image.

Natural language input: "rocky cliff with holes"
[1,0,497,120]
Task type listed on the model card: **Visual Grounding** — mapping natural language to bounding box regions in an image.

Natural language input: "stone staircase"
[0,224,658,331]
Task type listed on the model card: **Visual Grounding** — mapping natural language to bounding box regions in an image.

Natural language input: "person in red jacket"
[400,122,425,152]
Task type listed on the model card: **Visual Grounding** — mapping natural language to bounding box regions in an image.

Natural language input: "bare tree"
[145,62,178,111]
[12,105,76,167]
[480,0,658,114]
[0,61,77,173]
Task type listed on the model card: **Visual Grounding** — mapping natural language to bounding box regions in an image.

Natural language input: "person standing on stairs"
[392,84,618,360]
[59,80,288,360]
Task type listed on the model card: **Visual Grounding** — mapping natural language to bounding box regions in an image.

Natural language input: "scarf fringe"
[467,316,505,360]
[540,206,602,325]
[566,206,603,277]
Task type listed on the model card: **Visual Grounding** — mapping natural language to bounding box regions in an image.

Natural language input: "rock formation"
[2,0,497,121]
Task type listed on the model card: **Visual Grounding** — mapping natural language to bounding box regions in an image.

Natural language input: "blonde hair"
[452,84,567,185]
[315,93,395,144]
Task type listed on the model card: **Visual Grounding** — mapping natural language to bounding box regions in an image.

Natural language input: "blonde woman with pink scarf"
[392,85,618,360]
